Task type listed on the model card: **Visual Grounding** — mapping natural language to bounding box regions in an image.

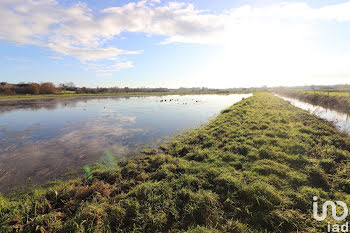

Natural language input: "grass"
[298,89,350,96]
[2,92,350,232]
[276,89,350,113]
[0,90,247,101]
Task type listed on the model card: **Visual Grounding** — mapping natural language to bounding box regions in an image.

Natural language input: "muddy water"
[0,94,251,192]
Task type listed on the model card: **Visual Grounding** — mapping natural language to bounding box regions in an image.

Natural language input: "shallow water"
[0,94,251,192]
[276,94,350,134]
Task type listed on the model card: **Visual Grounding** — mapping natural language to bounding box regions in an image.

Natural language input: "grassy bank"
[276,89,350,113]
[0,91,246,101]
[2,92,350,232]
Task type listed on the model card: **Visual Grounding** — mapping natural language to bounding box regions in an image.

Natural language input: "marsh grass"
[277,89,350,114]
[1,92,350,232]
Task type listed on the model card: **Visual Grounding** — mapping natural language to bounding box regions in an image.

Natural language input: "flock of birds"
[160,98,200,105]
[81,98,201,111]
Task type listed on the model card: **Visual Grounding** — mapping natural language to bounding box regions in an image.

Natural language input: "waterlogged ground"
[3,93,350,232]
[276,94,350,134]
[0,94,251,192]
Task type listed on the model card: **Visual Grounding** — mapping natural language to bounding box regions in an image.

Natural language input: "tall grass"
[277,89,350,113]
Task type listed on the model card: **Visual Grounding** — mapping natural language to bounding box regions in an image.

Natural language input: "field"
[0,90,247,101]
[276,89,350,114]
[1,92,350,232]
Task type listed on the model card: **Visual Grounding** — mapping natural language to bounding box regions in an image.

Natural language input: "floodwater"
[276,94,350,134]
[0,94,251,192]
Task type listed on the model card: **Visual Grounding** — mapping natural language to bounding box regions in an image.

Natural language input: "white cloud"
[5,57,30,62]
[0,0,140,64]
[47,41,140,61]
[97,61,134,73]
[1,0,350,79]
[89,61,134,76]
[113,61,134,70]
[0,0,226,60]
[96,73,113,77]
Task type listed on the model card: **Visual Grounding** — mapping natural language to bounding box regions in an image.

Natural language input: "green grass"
[2,92,350,232]
[299,89,350,96]
[292,89,350,97]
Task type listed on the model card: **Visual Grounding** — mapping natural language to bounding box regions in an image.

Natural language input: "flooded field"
[0,94,251,192]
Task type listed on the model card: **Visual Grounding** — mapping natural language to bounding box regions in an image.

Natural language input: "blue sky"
[1,0,350,88]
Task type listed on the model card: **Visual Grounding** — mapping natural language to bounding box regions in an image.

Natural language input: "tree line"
[0,82,171,95]
[0,82,56,95]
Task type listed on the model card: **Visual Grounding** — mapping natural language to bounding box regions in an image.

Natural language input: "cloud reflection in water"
[0,94,252,192]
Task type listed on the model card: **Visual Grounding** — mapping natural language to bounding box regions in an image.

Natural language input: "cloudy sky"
[1,0,350,88]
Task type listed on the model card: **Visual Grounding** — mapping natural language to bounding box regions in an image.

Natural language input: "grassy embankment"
[277,89,350,113]
[0,90,246,101]
[2,92,350,232]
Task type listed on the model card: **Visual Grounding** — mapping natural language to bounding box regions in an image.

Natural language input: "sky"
[1,0,350,88]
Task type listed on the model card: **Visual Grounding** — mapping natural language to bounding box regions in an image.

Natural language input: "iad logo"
[313,196,349,232]
[313,196,348,221]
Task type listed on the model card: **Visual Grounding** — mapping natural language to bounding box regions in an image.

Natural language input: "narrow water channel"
[276,94,350,134]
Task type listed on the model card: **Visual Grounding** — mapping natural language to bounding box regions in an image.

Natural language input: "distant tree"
[0,83,15,95]
[4,87,15,95]
[58,83,66,91]
[110,87,121,93]
[76,87,88,94]
[29,83,40,94]
[311,85,315,94]
[59,82,76,92]
[39,82,56,94]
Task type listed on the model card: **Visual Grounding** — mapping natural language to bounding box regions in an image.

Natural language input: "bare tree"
[40,82,56,94]
[29,83,40,94]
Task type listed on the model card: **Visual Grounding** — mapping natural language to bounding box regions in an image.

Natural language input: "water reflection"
[0,98,77,115]
[0,94,251,192]
[276,94,350,134]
